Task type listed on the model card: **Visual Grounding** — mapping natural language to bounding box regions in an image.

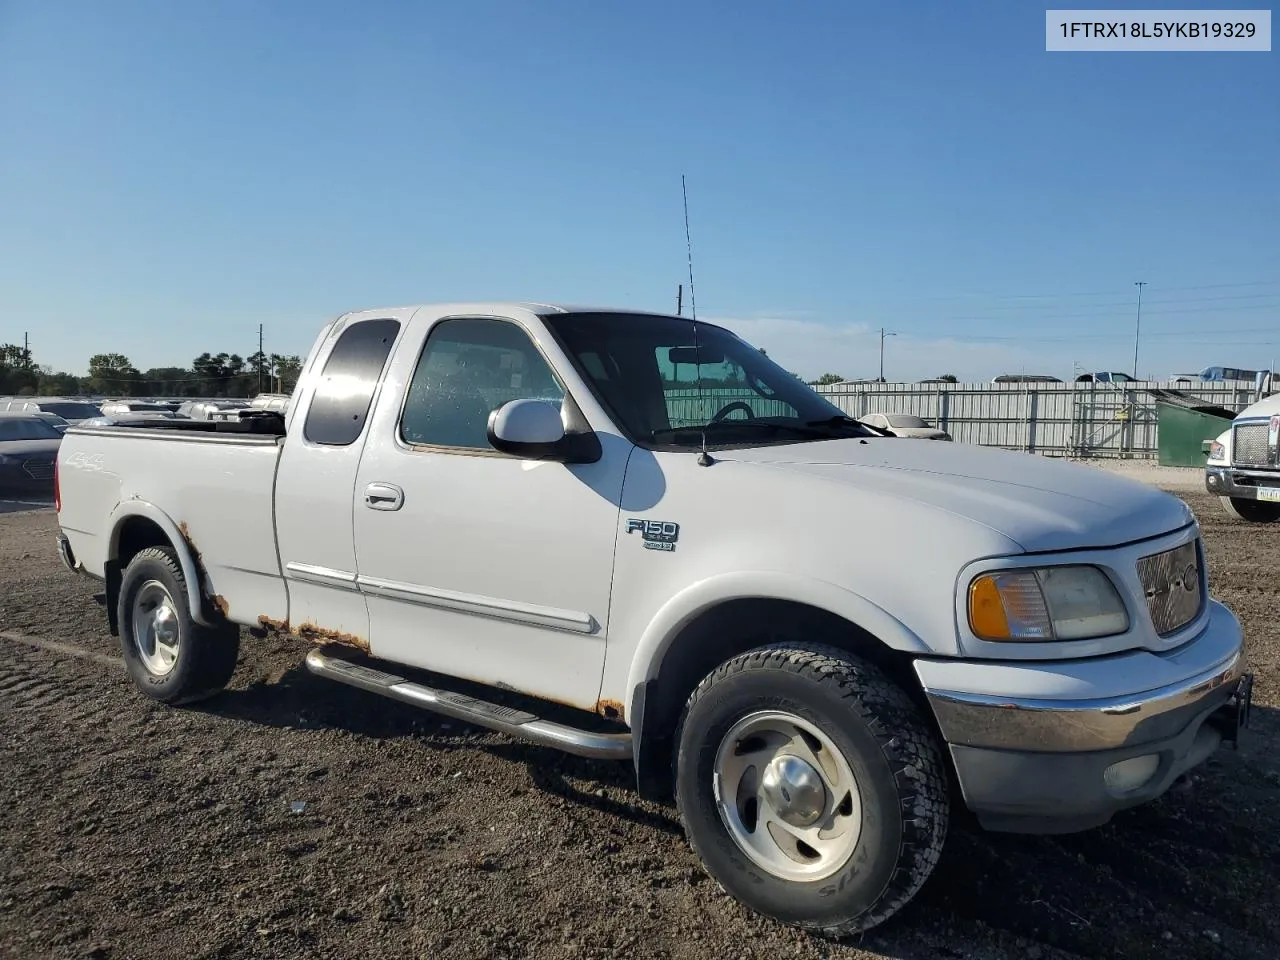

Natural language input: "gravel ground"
[1,478,1278,960]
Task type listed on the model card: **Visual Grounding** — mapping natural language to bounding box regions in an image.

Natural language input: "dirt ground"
[1,476,1278,960]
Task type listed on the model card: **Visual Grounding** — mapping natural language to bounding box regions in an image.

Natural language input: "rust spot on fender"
[176,521,202,564]
[257,615,290,633]
[175,521,217,610]
[595,699,625,722]
[212,595,230,617]
[294,621,370,654]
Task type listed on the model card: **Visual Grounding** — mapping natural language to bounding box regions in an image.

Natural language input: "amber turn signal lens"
[968,575,1011,640]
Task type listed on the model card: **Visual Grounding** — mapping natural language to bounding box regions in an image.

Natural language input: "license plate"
[1258,488,1280,502]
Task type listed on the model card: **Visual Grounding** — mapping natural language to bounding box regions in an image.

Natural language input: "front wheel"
[674,643,949,937]
[1220,496,1280,523]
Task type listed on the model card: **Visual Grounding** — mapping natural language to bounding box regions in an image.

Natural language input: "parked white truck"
[54,303,1253,936]
[1205,390,1280,522]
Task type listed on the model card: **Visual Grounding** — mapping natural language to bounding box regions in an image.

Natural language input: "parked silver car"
[859,412,953,440]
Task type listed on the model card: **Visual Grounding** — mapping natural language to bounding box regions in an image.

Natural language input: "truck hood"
[718,439,1193,553]
[1232,393,1280,421]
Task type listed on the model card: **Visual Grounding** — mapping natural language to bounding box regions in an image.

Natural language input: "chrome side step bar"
[303,646,632,761]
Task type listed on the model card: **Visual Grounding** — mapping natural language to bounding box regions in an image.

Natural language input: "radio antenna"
[682,175,713,466]
[682,175,698,323]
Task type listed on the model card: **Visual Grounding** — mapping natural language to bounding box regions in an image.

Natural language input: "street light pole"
[879,328,897,381]
[1132,282,1146,380]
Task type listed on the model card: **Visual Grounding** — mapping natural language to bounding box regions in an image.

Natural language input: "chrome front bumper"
[1205,464,1280,499]
[915,600,1251,833]
[925,645,1248,754]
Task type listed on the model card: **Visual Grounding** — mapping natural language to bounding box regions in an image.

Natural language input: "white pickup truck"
[54,302,1253,936]
[1205,390,1280,522]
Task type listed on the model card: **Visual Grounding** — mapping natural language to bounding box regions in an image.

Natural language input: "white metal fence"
[664,380,1260,458]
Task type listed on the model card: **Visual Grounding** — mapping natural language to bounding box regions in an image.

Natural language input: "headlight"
[1208,441,1226,462]
[0,454,15,465]
[968,565,1129,641]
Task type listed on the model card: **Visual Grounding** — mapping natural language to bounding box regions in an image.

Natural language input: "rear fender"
[107,500,213,628]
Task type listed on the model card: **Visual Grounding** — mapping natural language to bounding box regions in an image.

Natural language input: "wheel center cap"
[154,606,176,645]
[761,754,826,827]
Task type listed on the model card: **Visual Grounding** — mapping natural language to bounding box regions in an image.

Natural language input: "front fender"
[107,499,213,627]
[622,569,935,720]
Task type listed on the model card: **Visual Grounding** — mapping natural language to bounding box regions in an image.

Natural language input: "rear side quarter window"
[303,317,402,446]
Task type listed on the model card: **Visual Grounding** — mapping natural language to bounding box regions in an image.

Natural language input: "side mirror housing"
[487,398,601,463]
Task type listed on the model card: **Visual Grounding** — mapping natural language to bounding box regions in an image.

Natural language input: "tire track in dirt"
[0,630,123,668]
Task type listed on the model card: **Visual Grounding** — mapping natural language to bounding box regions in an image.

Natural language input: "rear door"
[274,311,408,645]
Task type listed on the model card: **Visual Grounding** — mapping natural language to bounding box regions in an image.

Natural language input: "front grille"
[1233,423,1272,466]
[1136,539,1204,637]
[21,459,54,480]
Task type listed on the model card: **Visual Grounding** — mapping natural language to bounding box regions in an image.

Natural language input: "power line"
[908,279,1280,303]
[931,300,1280,324]
[926,291,1280,315]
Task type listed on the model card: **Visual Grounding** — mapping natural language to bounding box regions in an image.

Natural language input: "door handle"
[364,482,404,511]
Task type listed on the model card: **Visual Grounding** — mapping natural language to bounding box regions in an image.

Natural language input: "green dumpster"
[1152,391,1237,467]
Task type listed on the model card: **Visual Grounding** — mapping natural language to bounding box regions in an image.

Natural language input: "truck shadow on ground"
[199,655,684,837]
[199,655,1280,960]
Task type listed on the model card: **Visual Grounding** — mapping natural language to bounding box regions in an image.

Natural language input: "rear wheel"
[118,546,240,704]
[1220,496,1280,523]
[674,642,949,937]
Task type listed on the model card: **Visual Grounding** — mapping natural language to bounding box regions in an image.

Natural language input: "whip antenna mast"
[683,175,698,323]
[682,174,713,466]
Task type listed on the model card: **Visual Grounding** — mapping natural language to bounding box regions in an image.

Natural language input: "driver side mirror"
[486,398,601,463]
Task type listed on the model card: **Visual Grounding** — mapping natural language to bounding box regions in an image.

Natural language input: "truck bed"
[103,411,287,436]
[57,421,289,627]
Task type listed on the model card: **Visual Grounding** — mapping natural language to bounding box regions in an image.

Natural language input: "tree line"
[0,344,304,399]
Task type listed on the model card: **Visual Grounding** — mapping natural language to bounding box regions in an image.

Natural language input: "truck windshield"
[540,311,876,449]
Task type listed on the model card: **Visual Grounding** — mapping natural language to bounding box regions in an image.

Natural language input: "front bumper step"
[303,646,633,760]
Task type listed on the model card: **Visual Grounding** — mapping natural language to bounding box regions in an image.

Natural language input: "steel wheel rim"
[131,580,180,677]
[713,710,863,882]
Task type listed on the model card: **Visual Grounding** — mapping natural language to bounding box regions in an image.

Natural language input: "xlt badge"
[626,519,679,552]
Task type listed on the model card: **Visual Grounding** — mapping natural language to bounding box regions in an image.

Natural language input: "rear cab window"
[303,318,402,446]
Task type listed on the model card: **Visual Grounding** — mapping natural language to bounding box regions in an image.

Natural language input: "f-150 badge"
[626,519,679,552]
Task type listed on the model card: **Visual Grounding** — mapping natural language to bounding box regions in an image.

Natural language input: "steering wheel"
[710,400,755,422]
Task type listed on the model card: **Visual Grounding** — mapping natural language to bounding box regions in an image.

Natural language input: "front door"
[352,313,628,712]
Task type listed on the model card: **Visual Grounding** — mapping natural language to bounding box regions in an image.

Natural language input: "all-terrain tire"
[673,642,949,938]
[1220,496,1280,523]
[117,546,240,704]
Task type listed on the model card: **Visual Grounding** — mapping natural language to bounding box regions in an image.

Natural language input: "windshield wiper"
[803,415,888,437]
[651,417,881,445]
[650,420,824,444]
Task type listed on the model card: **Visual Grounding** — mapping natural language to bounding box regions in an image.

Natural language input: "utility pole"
[258,323,264,394]
[879,327,897,382]
[1132,282,1146,380]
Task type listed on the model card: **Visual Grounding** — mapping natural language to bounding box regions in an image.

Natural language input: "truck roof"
[343,302,683,321]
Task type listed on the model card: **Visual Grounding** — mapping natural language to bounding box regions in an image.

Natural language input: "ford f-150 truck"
[54,302,1253,937]
[1206,389,1280,522]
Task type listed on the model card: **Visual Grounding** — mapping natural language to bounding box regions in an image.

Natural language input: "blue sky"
[0,1,1276,382]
